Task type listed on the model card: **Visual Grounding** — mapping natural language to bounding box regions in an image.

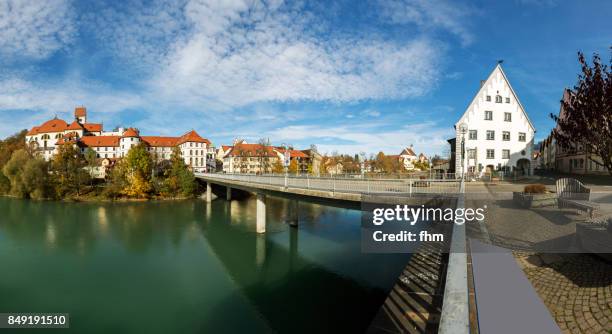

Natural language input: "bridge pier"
[287,199,299,227]
[256,193,266,233]
[205,182,212,202]
[226,187,232,201]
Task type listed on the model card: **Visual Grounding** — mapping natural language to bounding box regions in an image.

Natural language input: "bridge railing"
[195,173,460,195]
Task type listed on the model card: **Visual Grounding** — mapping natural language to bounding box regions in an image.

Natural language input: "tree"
[123,143,153,198]
[288,159,299,174]
[0,130,27,194]
[162,147,196,197]
[2,149,50,199]
[272,159,284,174]
[551,50,612,175]
[84,148,97,186]
[51,143,89,197]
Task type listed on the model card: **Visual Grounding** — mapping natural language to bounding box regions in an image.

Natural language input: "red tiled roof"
[122,128,139,137]
[228,143,277,157]
[27,118,68,135]
[221,145,232,151]
[66,121,83,131]
[79,136,120,147]
[177,130,211,145]
[288,150,308,158]
[75,107,86,117]
[141,136,178,147]
[83,123,102,132]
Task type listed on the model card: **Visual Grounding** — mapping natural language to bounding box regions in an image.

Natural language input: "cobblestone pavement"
[515,253,612,334]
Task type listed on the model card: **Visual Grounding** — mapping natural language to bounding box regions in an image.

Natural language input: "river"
[0,196,409,333]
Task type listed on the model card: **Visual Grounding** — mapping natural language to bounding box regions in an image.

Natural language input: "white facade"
[455,64,535,177]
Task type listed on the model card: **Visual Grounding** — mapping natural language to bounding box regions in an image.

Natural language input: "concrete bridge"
[195,173,460,234]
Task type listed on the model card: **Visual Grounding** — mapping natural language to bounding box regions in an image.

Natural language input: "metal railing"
[439,179,469,334]
[195,173,461,195]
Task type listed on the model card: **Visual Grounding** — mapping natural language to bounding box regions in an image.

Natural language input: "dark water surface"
[0,196,408,333]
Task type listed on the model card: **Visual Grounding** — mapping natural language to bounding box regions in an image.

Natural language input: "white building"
[399,146,418,170]
[454,63,535,177]
[25,107,215,174]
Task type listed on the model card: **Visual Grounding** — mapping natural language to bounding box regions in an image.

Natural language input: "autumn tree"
[272,159,284,174]
[288,159,299,174]
[551,50,612,175]
[123,143,153,198]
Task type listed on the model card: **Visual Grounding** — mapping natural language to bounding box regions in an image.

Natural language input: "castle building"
[25,107,215,174]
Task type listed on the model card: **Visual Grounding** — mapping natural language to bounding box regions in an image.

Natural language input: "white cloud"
[0,0,75,60]
[377,0,474,46]
[266,122,453,156]
[0,75,144,133]
[85,0,444,109]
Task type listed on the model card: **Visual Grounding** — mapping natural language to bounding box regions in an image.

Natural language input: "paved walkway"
[515,253,612,334]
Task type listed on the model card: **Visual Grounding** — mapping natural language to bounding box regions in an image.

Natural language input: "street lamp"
[458,123,468,180]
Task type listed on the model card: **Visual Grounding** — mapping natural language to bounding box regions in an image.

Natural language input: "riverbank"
[1,191,201,203]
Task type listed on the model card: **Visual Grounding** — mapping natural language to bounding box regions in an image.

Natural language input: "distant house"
[322,157,344,175]
[220,142,320,174]
[399,146,418,170]
[418,153,428,163]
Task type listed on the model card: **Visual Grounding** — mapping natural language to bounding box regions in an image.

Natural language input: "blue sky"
[0,0,610,156]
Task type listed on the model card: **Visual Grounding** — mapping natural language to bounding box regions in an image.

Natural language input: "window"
[502,149,510,159]
[505,97,510,103]
[469,130,477,140]
[504,112,511,122]
[502,131,510,141]
[495,95,502,103]
[467,149,476,159]
[486,149,495,159]
[486,130,495,140]
[486,95,491,102]
[485,110,493,120]
[518,132,526,142]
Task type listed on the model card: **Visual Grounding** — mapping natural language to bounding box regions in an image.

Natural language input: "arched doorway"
[517,159,530,176]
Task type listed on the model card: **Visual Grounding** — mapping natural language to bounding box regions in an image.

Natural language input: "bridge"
[195,173,460,233]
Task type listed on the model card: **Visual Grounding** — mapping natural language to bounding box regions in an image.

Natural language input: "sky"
[0,0,610,157]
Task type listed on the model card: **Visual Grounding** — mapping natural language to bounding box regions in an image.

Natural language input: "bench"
[556,178,599,217]
[558,198,600,218]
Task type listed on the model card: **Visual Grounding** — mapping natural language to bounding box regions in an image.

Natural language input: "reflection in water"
[0,197,408,334]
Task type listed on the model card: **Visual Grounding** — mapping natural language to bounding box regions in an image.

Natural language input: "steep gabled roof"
[400,147,416,156]
[67,121,84,131]
[456,63,535,132]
